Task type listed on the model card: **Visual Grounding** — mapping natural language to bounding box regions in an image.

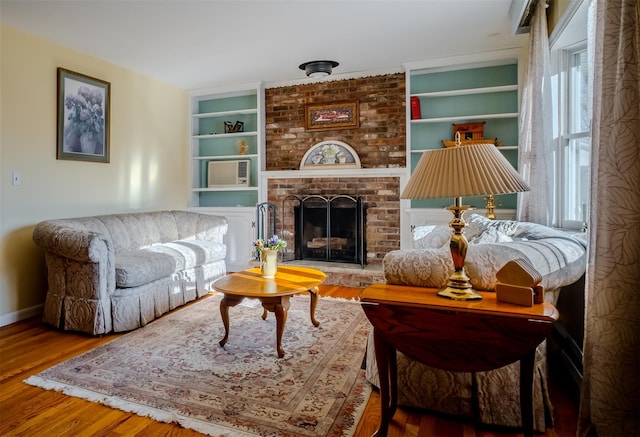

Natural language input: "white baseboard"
[0,304,43,327]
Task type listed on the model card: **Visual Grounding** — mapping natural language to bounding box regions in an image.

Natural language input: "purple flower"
[253,235,287,251]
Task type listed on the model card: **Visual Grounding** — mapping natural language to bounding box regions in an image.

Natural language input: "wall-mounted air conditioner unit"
[208,160,250,188]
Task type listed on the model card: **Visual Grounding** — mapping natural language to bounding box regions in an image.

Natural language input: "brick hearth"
[280,260,385,288]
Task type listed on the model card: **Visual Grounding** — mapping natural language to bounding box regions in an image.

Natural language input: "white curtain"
[578,0,640,435]
[517,0,553,225]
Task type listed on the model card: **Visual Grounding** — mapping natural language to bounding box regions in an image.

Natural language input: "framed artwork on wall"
[56,68,110,163]
[305,101,359,131]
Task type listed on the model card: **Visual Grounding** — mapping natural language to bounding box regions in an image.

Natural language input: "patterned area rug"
[25,294,372,436]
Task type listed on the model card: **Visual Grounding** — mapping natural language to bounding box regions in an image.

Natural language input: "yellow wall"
[0,25,189,324]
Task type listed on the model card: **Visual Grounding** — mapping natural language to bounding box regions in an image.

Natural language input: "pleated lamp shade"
[401,143,530,199]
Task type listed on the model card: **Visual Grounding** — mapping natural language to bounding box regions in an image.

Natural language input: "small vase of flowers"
[253,235,287,279]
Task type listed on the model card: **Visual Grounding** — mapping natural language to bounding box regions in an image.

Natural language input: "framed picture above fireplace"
[300,140,361,169]
[305,101,359,131]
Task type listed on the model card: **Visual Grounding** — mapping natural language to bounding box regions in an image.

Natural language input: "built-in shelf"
[411,112,519,124]
[189,83,264,209]
[193,154,259,160]
[193,132,258,140]
[410,145,518,154]
[193,108,258,119]
[411,84,518,99]
[406,57,521,212]
[192,186,259,192]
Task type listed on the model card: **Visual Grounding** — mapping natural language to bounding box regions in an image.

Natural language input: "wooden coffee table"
[212,265,327,357]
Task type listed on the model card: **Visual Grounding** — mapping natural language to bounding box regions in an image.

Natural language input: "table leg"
[219,296,230,347]
[309,287,320,327]
[261,296,291,358]
[520,350,535,437]
[389,347,397,419]
[372,329,397,437]
[219,294,242,348]
[274,296,290,358]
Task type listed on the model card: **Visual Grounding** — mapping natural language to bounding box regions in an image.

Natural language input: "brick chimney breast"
[264,73,405,264]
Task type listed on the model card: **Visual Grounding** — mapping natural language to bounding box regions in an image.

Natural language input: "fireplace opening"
[284,195,366,266]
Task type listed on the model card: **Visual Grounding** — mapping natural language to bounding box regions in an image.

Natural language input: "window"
[560,46,591,229]
[549,0,592,230]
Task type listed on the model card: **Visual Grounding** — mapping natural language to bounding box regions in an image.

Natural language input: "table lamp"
[401,135,530,300]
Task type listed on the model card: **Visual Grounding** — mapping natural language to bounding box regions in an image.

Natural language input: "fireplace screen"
[283,195,366,266]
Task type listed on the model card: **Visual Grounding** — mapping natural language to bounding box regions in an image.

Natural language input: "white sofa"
[365,214,587,431]
[33,210,227,335]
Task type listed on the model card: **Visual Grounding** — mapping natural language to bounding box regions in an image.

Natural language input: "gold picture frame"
[304,101,359,131]
[56,68,110,163]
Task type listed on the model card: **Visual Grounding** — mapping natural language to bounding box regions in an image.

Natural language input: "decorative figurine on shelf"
[224,121,245,133]
[237,140,248,155]
[441,121,501,147]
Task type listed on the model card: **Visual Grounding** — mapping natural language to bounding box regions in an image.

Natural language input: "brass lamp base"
[437,286,483,301]
[485,194,497,220]
[438,196,483,301]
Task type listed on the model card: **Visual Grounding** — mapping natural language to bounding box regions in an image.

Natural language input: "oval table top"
[212,265,327,298]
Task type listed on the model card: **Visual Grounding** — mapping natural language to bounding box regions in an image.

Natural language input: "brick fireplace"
[265,175,401,265]
[261,72,407,285]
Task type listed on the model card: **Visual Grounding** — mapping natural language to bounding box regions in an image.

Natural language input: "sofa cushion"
[414,225,450,249]
[413,221,513,250]
[116,251,176,288]
[145,240,226,269]
[115,240,226,288]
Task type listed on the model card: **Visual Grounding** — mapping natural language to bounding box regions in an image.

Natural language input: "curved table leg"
[262,308,268,320]
[372,329,397,437]
[273,296,290,358]
[219,295,242,348]
[261,296,291,358]
[309,287,320,327]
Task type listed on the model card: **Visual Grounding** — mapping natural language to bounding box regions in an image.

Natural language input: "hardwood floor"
[0,285,578,436]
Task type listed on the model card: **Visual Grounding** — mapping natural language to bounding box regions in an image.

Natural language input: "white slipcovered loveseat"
[33,210,227,335]
[365,214,587,431]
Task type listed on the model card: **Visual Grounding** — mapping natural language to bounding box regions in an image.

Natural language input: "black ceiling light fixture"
[299,60,339,78]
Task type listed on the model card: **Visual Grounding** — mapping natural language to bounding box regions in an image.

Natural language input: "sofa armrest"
[194,214,228,243]
[34,220,116,334]
[33,220,111,263]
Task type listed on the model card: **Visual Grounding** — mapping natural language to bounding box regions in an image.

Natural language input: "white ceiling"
[1,0,527,90]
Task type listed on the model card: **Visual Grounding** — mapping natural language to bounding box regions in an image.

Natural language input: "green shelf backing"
[410,147,518,171]
[196,113,257,136]
[411,122,451,150]
[411,193,517,210]
[198,136,258,156]
[411,119,518,151]
[197,94,257,113]
[198,191,258,208]
[410,64,518,94]
[419,90,518,119]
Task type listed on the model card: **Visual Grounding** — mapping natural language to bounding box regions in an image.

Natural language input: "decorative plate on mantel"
[300,140,362,169]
